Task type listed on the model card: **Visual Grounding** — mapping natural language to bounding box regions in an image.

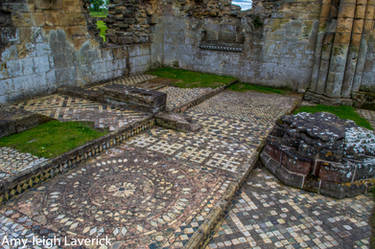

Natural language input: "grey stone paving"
[206,168,372,249]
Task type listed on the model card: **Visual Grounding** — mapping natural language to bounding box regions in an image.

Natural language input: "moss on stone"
[294,105,373,130]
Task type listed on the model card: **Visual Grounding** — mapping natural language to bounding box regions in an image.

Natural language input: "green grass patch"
[294,104,373,130]
[147,67,236,88]
[90,10,108,18]
[228,82,289,95]
[96,20,108,42]
[0,121,107,158]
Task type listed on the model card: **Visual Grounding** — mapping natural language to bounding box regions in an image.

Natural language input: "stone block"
[33,56,50,73]
[317,161,353,183]
[0,105,51,138]
[101,84,166,113]
[155,112,201,132]
[281,149,313,175]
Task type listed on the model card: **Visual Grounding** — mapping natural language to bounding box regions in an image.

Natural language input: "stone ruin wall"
[0,0,152,103]
[153,0,322,91]
[0,0,374,105]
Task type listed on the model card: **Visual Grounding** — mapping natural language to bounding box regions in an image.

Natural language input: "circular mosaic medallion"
[43,152,198,240]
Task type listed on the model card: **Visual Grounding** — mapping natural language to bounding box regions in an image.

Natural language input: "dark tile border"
[0,116,155,204]
[185,94,301,249]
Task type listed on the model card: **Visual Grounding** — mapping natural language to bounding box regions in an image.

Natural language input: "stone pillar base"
[352,91,375,110]
[304,90,353,106]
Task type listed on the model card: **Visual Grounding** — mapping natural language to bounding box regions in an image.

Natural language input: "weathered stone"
[0,104,51,138]
[101,84,166,113]
[155,112,201,132]
[59,83,166,114]
[0,0,375,106]
[261,112,375,198]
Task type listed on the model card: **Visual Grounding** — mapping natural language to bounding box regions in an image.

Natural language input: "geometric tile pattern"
[0,146,232,249]
[0,90,300,249]
[159,87,215,111]
[12,94,150,131]
[206,168,372,249]
[90,73,157,90]
[191,90,298,125]
[0,147,48,180]
[357,108,375,130]
[125,90,298,177]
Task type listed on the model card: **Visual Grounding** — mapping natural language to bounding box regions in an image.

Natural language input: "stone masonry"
[0,0,375,105]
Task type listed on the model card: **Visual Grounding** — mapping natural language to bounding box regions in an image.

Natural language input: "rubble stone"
[261,112,375,198]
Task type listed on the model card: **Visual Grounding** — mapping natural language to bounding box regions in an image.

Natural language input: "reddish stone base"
[260,149,375,199]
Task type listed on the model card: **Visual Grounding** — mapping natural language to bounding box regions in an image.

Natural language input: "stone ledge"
[0,117,155,205]
[58,84,167,114]
[304,90,353,106]
[101,84,167,113]
[155,112,201,132]
[199,44,243,52]
[0,105,52,138]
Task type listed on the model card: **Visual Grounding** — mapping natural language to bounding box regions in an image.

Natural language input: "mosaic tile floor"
[0,90,299,248]
[206,168,372,249]
[191,91,298,125]
[357,109,375,130]
[0,146,232,249]
[159,87,215,111]
[90,74,157,90]
[12,94,150,131]
[0,147,48,179]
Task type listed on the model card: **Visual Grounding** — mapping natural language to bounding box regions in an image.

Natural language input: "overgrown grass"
[96,20,108,42]
[0,121,107,158]
[90,10,108,18]
[147,67,236,88]
[228,82,290,95]
[89,10,108,42]
[294,104,373,130]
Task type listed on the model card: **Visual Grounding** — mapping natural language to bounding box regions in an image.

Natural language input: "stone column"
[341,0,367,97]
[306,0,374,105]
[352,0,375,92]
[310,0,333,94]
[325,0,356,98]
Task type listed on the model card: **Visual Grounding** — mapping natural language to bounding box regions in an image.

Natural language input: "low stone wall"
[0,105,51,138]
[0,117,154,204]
[260,112,375,198]
[59,83,167,113]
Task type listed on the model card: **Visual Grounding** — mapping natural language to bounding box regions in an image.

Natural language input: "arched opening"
[231,0,253,11]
